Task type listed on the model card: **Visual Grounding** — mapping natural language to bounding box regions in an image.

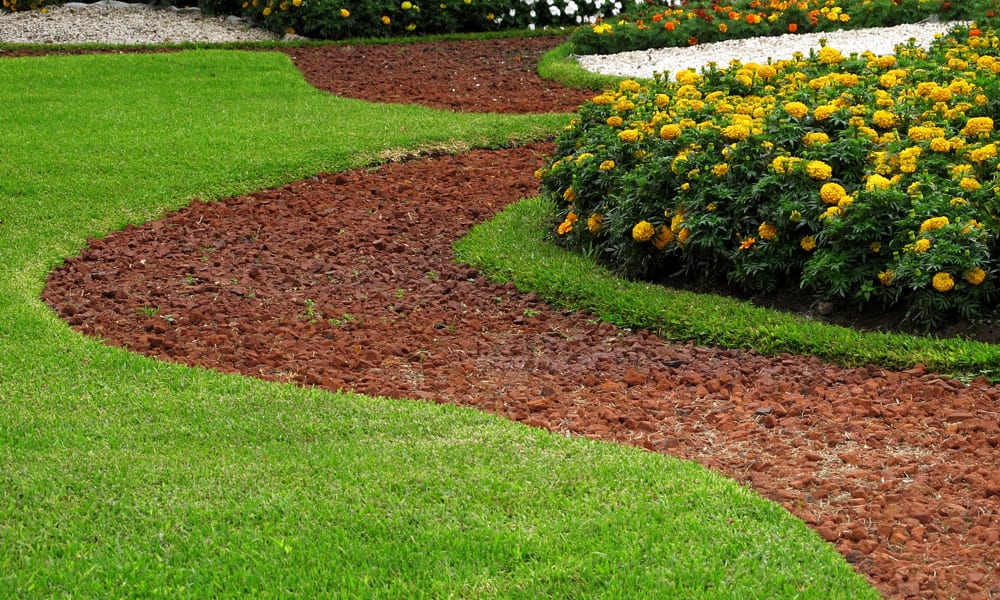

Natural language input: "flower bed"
[571,0,995,55]
[539,24,1000,329]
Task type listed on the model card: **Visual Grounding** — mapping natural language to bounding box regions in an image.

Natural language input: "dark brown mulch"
[36,36,1000,599]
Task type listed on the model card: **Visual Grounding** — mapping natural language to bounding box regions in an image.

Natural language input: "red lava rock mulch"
[39,37,1000,599]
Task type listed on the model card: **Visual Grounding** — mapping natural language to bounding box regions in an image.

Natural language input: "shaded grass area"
[0,49,876,597]
[455,196,1000,380]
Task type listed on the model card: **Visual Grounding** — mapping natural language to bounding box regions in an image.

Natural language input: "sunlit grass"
[0,48,877,597]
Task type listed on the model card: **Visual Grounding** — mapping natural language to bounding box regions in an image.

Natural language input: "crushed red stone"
[37,36,1000,599]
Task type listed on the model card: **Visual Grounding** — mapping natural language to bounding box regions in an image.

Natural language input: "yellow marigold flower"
[930,137,952,153]
[800,236,816,251]
[929,85,952,102]
[262,6,271,15]
[876,55,896,69]
[614,99,635,113]
[557,212,578,235]
[812,104,836,121]
[618,129,640,143]
[932,272,955,292]
[872,110,896,129]
[878,269,895,286]
[606,116,624,128]
[618,79,642,94]
[340,8,350,16]
[968,143,997,163]
[739,237,756,250]
[805,160,832,180]
[950,197,967,206]
[677,228,690,245]
[712,163,729,177]
[865,174,892,191]
[960,177,981,191]
[591,92,615,105]
[817,46,845,65]
[592,23,613,34]
[920,216,950,232]
[790,210,802,223]
[858,126,879,140]
[292,0,301,5]
[659,124,682,140]
[562,186,575,203]
[820,182,846,204]
[670,213,685,232]
[907,126,935,141]
[401,1,412,8]
[599,160,615,171]
[654,94,670,108]
[381,15,391,24]
[965,267,986,286]
[820,206,842,221]
[963,220,981,234]
[914,238,932,253]
[838,195,854,208]
[632,220,655,242]
[758,222,777,241]
[706,202,717,212]
[587,213,603,235]
[652,226,674,249]
[870,241,881,253]
[575,153,593,164]
[961,116,994,137]
[721,124,750,141]
[803,132,830,146]
[783,101,808,119]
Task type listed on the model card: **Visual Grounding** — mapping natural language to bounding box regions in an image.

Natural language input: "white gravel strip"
[575,20,967,78]
[0,1,278,44]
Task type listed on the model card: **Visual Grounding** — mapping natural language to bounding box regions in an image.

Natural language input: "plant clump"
[539,25,1000,329]
[239,0,645,40]
[571,0,998,55]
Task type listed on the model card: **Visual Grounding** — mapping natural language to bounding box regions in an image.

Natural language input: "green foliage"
[243,0,623,40]
[571,0,1000,55]
[456,196,1000,378]
[541,25,1000,329]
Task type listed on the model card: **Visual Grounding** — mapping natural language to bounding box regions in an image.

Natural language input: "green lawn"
[0,48,877,597]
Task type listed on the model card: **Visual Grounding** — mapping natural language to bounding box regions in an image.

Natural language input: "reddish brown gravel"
[38,36,1000,599]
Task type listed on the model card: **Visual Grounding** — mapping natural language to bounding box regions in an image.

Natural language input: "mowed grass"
[0,49,877,597]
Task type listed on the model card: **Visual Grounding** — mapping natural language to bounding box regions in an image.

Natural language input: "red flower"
[970,28,982,37]
[664,21,675,31]
[788,22,798,33]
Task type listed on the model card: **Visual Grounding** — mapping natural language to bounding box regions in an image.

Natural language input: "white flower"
[549,5,560,16]
[565,1,577,15]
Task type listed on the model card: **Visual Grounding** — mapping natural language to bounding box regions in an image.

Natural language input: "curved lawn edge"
[454,196,1000,380]
[1,50,877,598]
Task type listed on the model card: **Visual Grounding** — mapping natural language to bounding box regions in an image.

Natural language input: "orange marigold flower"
[932,272,955,292]
[632,220,656,242]
[652,226,674,249]
[758,222,777,241]
[965,267,986,285]
[587,213,603,235]
[800,236,816,251]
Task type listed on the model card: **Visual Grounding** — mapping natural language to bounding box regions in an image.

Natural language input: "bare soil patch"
[39,36,1000,599]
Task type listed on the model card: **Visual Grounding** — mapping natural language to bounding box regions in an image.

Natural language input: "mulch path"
[35,36,1000,599]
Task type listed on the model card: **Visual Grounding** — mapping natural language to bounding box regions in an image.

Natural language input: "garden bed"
[40,36,1000,598]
